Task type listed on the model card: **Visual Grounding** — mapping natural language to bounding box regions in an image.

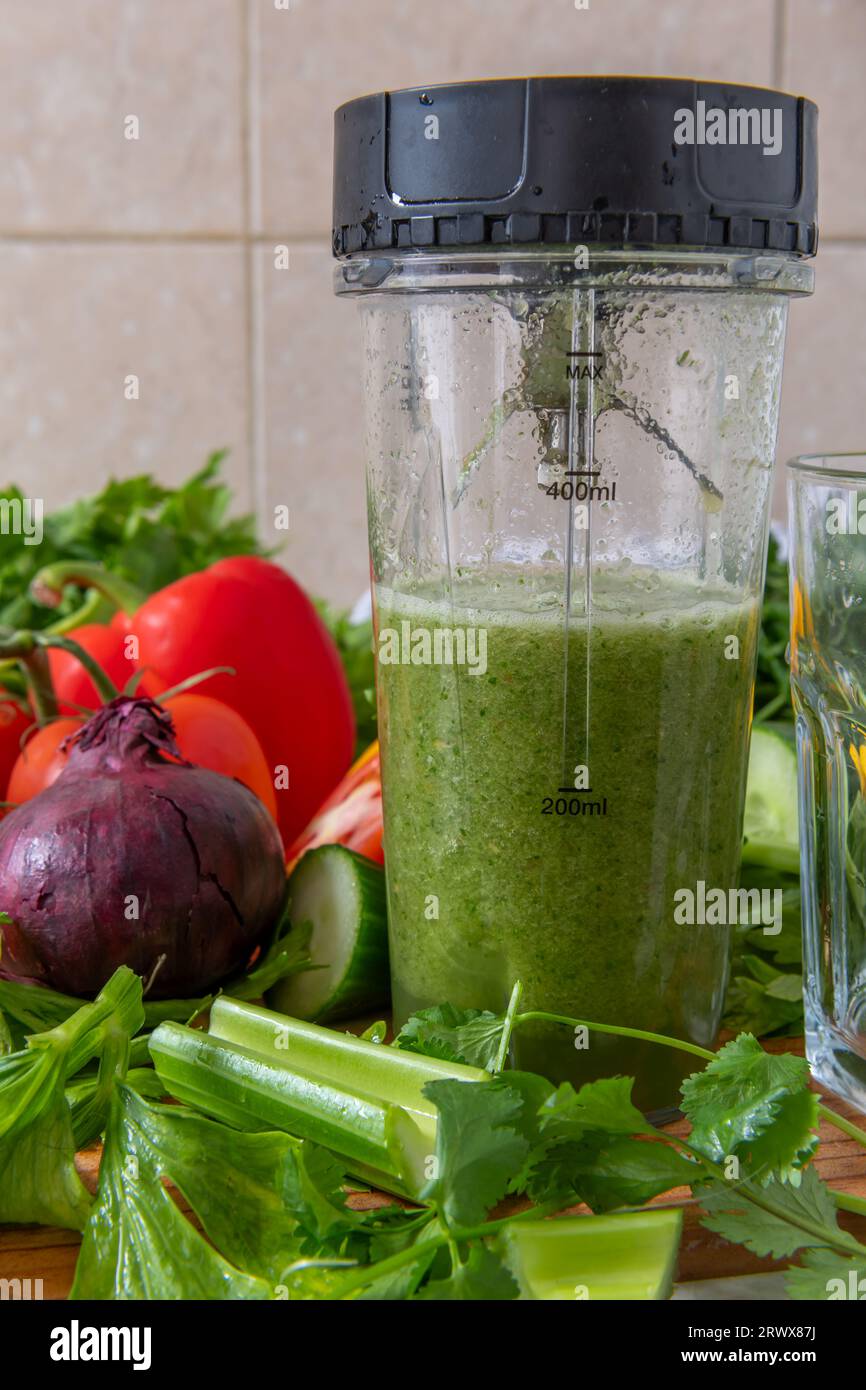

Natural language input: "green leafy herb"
[0,967,143,1229]
[395,1002,511,1071]
[785,1249,866,1301]
[421,1076,530,1228]
[724,865,804,1037]
[680,1033,818,1178]
[700,1167,847,1260]
[71,1085,276,1298]
[754,533,793,725]
[314,600,377,756]
[416,1244,519,1301]
[0,455,267,635]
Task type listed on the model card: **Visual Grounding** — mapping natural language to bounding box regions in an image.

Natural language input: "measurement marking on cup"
[546,475,617,502]
[566,350,605,381]
[542,794,609,817]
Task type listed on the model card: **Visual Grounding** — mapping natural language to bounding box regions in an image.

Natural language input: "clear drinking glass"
[789,453,866,1109]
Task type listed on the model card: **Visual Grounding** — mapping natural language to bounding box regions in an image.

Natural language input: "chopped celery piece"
[497,1209,683,1300]
[152,1003,491,1200]
[208,997,491,1122]
[150,1022,404,1175]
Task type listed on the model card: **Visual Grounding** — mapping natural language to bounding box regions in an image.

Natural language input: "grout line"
[250,246,269,528]
[239,0,259,524]
[246,0,263,239]
[243,0,269,530]
[772,0,787,90]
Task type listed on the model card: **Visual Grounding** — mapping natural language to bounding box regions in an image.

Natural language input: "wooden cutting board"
[2,1037,864,1299]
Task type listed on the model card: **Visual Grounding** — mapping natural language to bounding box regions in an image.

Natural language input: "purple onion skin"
[0,698,287,998]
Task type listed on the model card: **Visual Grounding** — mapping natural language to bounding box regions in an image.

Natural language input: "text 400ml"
[546,472,617,503]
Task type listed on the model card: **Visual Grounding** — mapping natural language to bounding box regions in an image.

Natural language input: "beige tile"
[783,0,866,239]
[773,244,866,517]
[0,244,250,510]
[257,243,367,604]
[0,0,244,232]
[253,0,776,236]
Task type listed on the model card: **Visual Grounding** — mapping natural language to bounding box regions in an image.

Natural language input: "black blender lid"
[332,76,818,258]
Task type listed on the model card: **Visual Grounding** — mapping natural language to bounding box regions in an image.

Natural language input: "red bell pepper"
[286,740,383,871]
[32,557,355,846]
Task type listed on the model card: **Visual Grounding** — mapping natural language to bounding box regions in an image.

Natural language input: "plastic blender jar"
[333,77,818,1113]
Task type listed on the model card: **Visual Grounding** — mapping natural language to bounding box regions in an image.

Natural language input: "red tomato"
[286,741,383,871]
[0,697,33,807]
[48,624,138,714]
[7,718,82,804]
[6,698,277,822]
[162,694,277,820]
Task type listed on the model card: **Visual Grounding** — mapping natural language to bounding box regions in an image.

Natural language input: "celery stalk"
[208,998,495,1195]
[149,1022,409,1180]
[496,1209,683,1300]
[208,997,490,1122]
[152,1002,491,1199]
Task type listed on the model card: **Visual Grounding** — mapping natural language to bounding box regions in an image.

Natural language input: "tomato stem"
[0,629,59,724]
[36,635,120,705]
[31,562,146,617]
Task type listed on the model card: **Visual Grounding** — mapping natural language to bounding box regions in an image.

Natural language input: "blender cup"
[333,77,818,1112]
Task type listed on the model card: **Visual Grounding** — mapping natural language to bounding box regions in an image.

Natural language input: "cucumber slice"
[266,845,389,1023]
[741,726,800,874]
[497,1209,683,1301]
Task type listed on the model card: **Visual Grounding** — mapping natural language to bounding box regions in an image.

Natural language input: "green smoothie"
[375,566,759,1114]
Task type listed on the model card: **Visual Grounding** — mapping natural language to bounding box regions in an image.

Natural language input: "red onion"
[0,698,286,997]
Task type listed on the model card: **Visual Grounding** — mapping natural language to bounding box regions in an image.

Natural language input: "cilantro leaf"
[395,1002,510,1071]
[422,1077,530,1228]
[785,1249,866,1301]
[700,1167,842,1260]
[416,1244,519,1301]
[680,1033,816,1174]
[539,1075,655,1140]
[280,1144,359,1251]
[514,1075,655,1206]
[560,1136,701,1214]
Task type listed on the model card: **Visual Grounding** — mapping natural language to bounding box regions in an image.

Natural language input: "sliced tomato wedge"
[286,740,383,871]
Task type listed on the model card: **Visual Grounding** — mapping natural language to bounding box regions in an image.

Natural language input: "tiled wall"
[2,0,863,603]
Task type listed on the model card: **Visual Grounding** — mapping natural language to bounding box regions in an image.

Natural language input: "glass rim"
[787,452,866,482]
